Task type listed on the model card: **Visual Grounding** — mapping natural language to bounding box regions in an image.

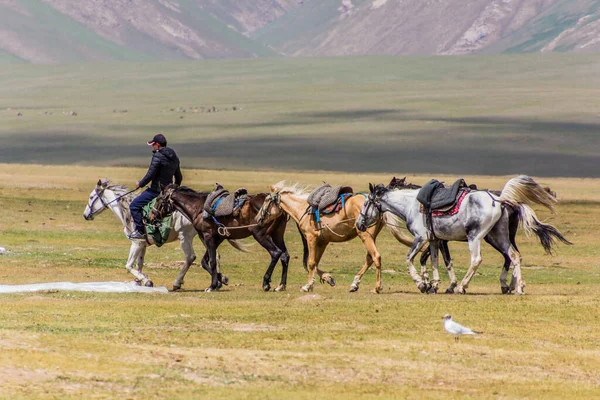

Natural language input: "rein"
[88,187,140,217]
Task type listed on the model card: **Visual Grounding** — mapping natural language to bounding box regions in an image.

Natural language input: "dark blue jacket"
[139,147,182,192]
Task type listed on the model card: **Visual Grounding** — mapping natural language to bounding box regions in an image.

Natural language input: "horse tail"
[227,239,251,253]
[297,223,309,271]
[500,175,572,254]
[383,213,414,248]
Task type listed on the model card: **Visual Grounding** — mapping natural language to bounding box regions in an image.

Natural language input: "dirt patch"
[231,323,280,332]
[294,294,326,302]
[0,367,55,385]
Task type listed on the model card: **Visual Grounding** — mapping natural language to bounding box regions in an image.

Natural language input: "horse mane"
[100,179,135,200]
[272,181,311,198]
[176,186,209,195]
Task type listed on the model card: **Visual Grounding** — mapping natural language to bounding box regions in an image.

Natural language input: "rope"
[216,222,261,237]
[317,217,357,238]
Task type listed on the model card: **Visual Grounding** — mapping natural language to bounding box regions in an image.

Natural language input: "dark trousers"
[130,188,159,233]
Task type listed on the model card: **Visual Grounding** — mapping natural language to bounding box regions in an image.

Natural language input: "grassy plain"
[0,164,598,399]
[1,54,600,176]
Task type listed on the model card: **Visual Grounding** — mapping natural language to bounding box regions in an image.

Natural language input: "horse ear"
[369,183,374,193]
[101,179,108,188]
[269,185,275,192]
[97,179,102,187]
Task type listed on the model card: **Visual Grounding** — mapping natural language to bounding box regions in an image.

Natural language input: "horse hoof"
[501,287,510,294]
[417,282,428,293]
[427,286,437,294]
[274,285,286,292]
[457,287,466,295]
[144,280,154,288]
[349,285,359,293]
[300,285,313,292]
[263,284,271,292]
[222,276,229,286]
[172,285,181,291]
[327,276,336,287]
[372,287,382,294]
[445,288,455,294]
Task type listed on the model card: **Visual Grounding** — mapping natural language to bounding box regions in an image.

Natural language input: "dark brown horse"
[150,184,294,292]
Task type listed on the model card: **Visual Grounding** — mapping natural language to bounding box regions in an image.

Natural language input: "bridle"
[86,187,139,220]
[150,189,175,222]
[359,193,383,230]
[257,191,280,225]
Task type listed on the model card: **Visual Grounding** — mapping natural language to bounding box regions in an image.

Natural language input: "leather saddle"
[203,184,248,218]
[417,178,468,212]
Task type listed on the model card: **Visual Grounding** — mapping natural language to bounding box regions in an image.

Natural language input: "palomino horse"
[83,179,231,290]
[150,184,292,292]
[256,182,416,293]
[357,175,572,295]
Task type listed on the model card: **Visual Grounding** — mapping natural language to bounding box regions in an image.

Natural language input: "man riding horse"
[129,133,182,240]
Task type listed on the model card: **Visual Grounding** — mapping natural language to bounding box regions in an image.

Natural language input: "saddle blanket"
[420,190,469,217]
[142,198,172,247]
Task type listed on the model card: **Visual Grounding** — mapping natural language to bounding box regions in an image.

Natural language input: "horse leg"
[406,237,428,293]
[355,231,382,294]
[172,230,197,291]
[272,226,290,292]
[125,242,152,286]
[350,252,373,293]
[484,233,513,294]
[427,241,440,294]
[252,230,283,292]
[456,235,484,294]
[509,246,525,295]
[439,240,457,293]
[302,241,326,292]
[204,235,224,292]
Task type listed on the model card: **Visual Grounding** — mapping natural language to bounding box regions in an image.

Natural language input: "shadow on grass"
[2,110,600,177]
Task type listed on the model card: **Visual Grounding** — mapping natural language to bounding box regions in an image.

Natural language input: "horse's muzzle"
[356,221,367,232]
[83,213,94,221]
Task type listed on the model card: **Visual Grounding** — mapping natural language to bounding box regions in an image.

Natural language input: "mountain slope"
[3,0,600,62]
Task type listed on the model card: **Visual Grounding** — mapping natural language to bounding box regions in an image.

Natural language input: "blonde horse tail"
[500,175,572,254]
[227,239,251,253]
[383,212,414,248]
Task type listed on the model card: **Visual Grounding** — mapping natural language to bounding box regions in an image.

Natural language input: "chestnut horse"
[256,182,415,293]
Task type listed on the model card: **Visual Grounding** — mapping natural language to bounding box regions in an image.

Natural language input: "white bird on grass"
[442,314,482,342]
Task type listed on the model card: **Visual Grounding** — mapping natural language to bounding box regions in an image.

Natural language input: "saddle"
[417,178,468,212]
[307,184,354,211]
[306,184,354,227]
[417,178,470,238]
[203,185,248,218]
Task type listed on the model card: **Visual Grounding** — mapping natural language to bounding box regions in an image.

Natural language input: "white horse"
[357,175,571,295]
[83,179,231,290]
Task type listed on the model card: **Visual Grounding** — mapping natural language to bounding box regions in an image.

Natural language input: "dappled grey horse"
[357,176,571,295]
[82,179,229,290]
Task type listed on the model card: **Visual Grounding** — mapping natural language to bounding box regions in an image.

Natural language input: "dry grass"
[0,164,599,399]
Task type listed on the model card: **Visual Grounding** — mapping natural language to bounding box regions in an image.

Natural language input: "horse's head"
[255,185,284,226]
[149,183,177,223]
[83,179,110,220]
[356,183,387,232]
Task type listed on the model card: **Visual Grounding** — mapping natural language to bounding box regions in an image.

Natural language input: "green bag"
[142,198,172,247]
